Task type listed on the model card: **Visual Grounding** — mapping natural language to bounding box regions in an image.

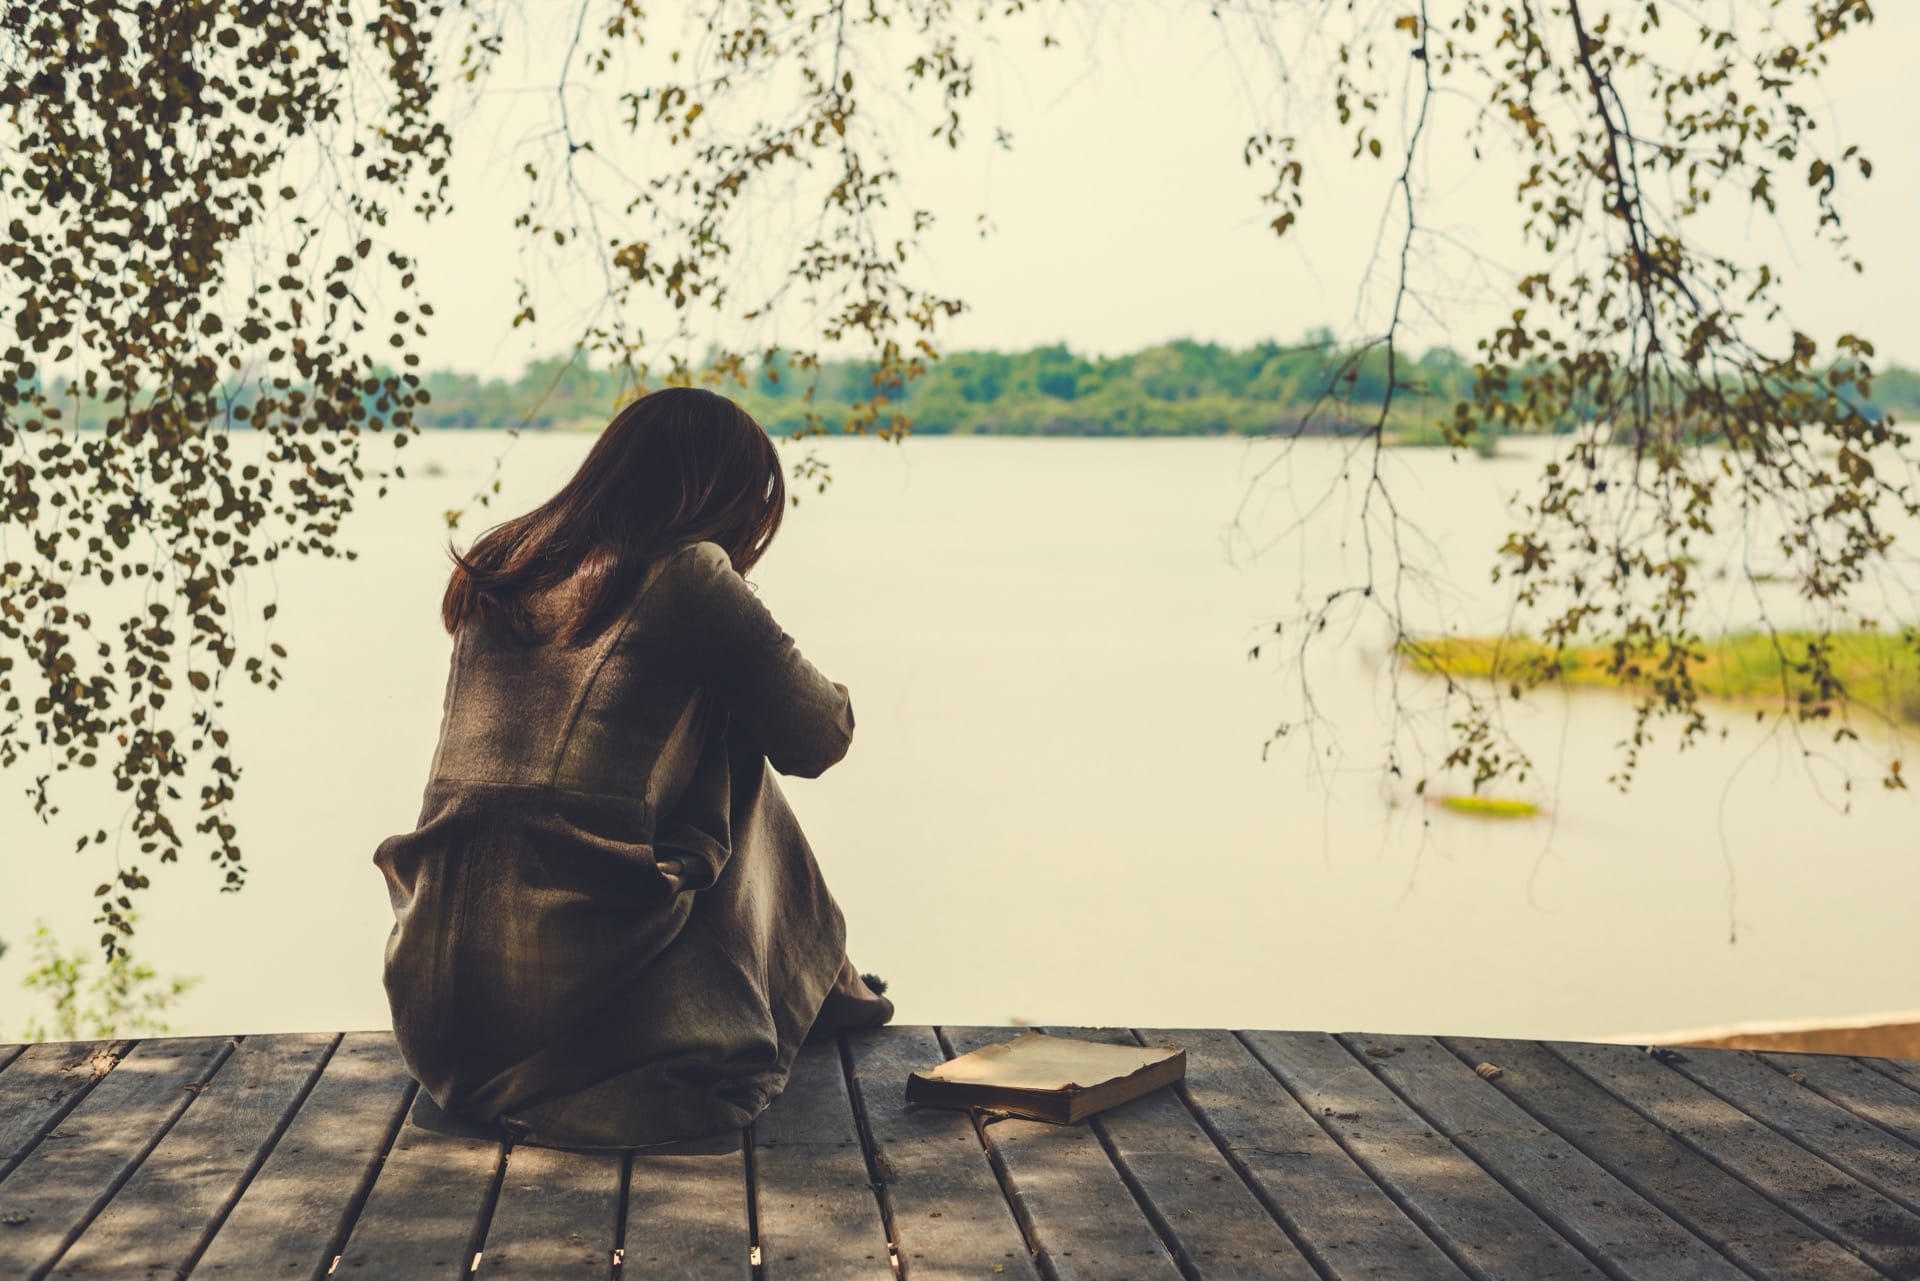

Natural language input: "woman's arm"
[657,541,856,778]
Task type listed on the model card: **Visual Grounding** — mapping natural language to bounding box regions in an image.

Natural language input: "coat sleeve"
[656,541,855,778]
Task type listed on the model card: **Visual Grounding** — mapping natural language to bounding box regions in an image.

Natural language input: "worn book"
[905,1032,1187,1124]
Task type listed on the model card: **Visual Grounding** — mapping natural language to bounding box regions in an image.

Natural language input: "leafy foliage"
[1,0,448,955]
[1425,0,1910,796]
[1218,1,1909,801]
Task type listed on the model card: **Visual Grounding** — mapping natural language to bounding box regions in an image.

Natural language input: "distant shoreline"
[38,333,1914,446]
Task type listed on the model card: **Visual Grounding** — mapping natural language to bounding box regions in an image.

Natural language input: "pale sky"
[370,2,1920,378]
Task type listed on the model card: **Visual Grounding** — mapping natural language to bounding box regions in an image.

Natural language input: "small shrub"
[3,917,200,1043]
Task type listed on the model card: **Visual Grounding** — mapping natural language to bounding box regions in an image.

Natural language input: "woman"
[372,385,893,1150]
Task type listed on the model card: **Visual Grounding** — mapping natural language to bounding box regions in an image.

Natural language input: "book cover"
[905,1031,1187,1124]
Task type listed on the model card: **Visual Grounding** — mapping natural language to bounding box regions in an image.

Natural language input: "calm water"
[4,432,1917,1040]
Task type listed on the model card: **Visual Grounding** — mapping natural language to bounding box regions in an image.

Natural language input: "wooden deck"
[3,1026,1920,1279]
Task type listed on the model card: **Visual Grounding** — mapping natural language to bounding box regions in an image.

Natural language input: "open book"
[905,1031,1187,1124]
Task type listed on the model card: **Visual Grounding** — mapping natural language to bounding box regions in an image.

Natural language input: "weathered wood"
[48,1032,335,1280]
[192,1032,416,1279]
[1663,1046,1920,1216]
[1550,1039,1920,1278]
[844,1024,1039,1281]
[750,1038,892,1280]
[330,1089,507,1275]
[1867,1054,1920,1097]
[478,1141,622,1277]
[1140,1027,1465,1281]
[1240,1030,1603,1280]
[1763,1052,1920,1152]
[622,1129,751,1280]
[1444,1036,1882,1281]
[943,1025,1183,1281]
[1339,1033,1745,1281]
[0,1041,126,1185]
[1042,1025,1318,1281]
[3,1026,1917,1281]
[0,1036,231,1280]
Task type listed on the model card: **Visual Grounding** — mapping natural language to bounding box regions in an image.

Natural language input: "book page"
[923,1032,1180,1092]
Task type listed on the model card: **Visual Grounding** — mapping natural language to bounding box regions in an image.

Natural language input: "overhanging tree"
[0,0,1901,956]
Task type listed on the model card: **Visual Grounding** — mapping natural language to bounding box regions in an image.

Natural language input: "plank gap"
[0,1038,137,1187]
[932,1026,1055,1281]
[36,1034,238,1279]
[743,1124,765,1281]
[1230,1029,1491,1281]
[1860,1056,1920,1103]
[1455,1035,1908,1281]
[1333,1032,1662,1281]
[1539,1042,1891,1276]
[1755,1053,1920,1160]
[117,1029,343,1281]
[1084,1108,1204,1281]
[1028,1023,1211,1281]
[610,1149,633,1281]
[460,1137,513,1278]
[1664,1050,1920,1218]
[1125,1029,1339,1281]
[837,1032,904,1281]
[316,1076,421,1274]
[167,1031,347,1280]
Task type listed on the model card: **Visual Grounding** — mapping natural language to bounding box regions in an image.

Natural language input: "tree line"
[48,332,1892,444]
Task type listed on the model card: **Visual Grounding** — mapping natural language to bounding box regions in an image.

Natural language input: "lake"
[4,431,1916,1041]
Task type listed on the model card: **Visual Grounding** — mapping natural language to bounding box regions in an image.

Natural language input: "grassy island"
[1434,795,1543,819]
[1400,630,1920,726]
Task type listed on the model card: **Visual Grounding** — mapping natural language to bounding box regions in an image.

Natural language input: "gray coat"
[373,540,855,1148]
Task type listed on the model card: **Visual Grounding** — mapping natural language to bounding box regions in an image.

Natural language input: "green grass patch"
[1400,629,1920,724]
[1435,795,1542,818]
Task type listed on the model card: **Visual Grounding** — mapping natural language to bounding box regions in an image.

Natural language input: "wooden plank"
[478,1142,622,1277]
[1445,1036,1881,1281]
[1140,1027,1466,1281]
[943,1025,1183,1281]
[48,1032,336,1280]
[1764,1051,1920,1151]
[0,1041,127,1184]
[1868,1055,1920,1096]
[0,1036,231,1279]
[844,1025,1040,1281]
[1551,1039,1920,1278]
[192,1032,417,1279]
[1043,1026,1318,1281]
[1240,1030,1604,1280]
[1663,1047,1920,1215]
[0,1045,25,1075]
[622,1129,751,1280]
[1338,1033,1745,1281]
[330,1081,507,1275]
[750,1038,892,1280]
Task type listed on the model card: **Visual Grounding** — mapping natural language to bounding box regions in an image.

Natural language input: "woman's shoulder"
[644,541,740,599]
[655,540,732,577]
[634,543,763,647]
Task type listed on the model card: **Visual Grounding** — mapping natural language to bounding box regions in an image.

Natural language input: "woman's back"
[423,539,850,803]
[373,539,859,1148]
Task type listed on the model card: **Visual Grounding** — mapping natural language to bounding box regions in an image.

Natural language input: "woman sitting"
[372,385,892,1150]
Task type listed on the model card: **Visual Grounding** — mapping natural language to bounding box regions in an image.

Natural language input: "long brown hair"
[440,385,786,646]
